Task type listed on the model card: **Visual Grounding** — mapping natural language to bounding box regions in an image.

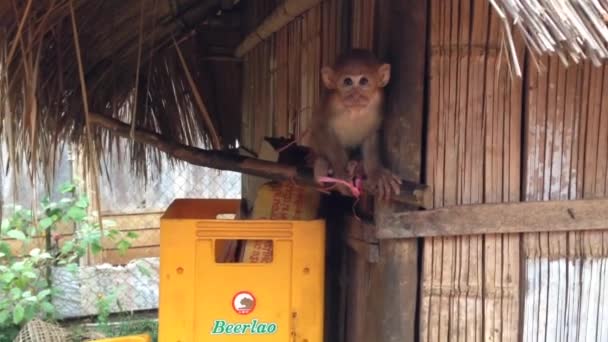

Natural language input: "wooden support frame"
[377,198,608,239]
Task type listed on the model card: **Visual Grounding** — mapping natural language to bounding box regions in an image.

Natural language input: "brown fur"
[309,49,401,200]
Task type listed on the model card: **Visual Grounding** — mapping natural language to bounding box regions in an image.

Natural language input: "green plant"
[99,318,159,342]
[0,182,138,341]
[95,287,123,329]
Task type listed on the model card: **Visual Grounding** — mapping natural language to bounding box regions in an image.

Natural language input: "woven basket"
[12,319,70,342]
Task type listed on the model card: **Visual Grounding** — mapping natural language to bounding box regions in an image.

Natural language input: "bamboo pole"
[88,112,432,209]
[234,0,322,57]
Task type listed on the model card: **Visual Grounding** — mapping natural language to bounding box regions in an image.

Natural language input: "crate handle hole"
[215,239,274,264]
[215,213,237,219]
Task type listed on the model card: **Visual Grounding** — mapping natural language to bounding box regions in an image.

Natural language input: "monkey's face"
[322,63,391,110]
[335,73,377,109]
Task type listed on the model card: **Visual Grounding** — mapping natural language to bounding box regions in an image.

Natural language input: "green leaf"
[13,304,24,324]
[0,242,11,255]
[67,207,87,221]
[41,301,54,314]
[90,241,103,254]
[39,217,54,230]
[117,240,131,255]
[37,289,52,300]
[0,310,9,324]
[107,229,119,239]
[59,183,76,194]
[61,241,75,254]
[6,230,26,241]
[66,263,79,274]
[23,291,38,303]
[75,196,89,209]
[23,271,37,279]
[1,272,15,283]
[10,288,22,301]
[126,231,139,239]
[11,261,25,272]
[137,263,151,277]
[39,252,52,259]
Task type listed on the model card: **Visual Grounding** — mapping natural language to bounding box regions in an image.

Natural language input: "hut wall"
[423,0,608,341]
[522,58,608,340]
[239,0,608,340]
[422,0,523,340]
[240,0,349,204]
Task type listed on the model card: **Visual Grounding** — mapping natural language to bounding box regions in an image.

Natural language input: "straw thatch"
[0,0,241,183]
[3,0,607,194]
[491,0,608,74]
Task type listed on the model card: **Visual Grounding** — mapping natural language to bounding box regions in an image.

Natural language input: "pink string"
[318,176,361,198]
[315,176,365,222]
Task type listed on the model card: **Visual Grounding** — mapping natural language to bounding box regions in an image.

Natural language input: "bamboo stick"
[234,0,322,57]
[88,112,432,209]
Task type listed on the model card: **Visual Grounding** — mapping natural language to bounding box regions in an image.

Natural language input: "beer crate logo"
[210,319,278,335]
[232,291,256,315]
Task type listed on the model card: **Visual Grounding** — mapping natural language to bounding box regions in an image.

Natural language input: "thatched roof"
[0,0,243,180]
[2,0,608,183]
[491,0,608,73]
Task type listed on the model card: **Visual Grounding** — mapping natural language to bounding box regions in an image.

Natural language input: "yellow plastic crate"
[88,334,150,342]
[158,199,326,341]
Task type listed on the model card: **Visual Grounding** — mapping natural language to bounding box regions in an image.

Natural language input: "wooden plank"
[346,237,379,263]
[102,212,162,230]
[345,246,370,342]
[364,0,427,341]
[102,228,159,249]
[378,198,608,238]
[104,246,160,264]
[419,0,443,337]
[421,0,450,339]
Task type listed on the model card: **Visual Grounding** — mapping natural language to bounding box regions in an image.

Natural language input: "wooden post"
[363,0,428,341]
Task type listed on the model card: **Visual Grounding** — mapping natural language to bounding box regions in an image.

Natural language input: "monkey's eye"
[359,77,369,86]
[343,77,353,86]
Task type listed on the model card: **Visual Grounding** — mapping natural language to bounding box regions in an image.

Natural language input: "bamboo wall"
[522,58,608,340]
[422,0,523,340]
[240,0,349,203]
[423,0,608,341]
[240,0,608,341]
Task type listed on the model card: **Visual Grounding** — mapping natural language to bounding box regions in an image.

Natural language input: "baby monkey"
[309,49,401,200]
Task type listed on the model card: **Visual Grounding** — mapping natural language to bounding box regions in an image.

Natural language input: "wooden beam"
[377,198,608,239]
[88,112,431,208]
[347,237,380,263]
[234,0,322,57]
[363,0,428,341]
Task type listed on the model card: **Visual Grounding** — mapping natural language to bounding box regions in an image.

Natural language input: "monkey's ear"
[321,67,336,89]
[377,63,391,87]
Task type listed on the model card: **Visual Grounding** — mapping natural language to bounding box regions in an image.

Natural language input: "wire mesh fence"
[1,140,242,321]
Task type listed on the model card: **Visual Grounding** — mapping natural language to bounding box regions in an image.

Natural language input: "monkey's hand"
[365,168,402,201]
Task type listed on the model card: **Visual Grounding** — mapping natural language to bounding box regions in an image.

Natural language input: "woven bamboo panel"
[350,0,375,49]
[421,0,523,341]
[240,0,347,198]
[522,57,608,341]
